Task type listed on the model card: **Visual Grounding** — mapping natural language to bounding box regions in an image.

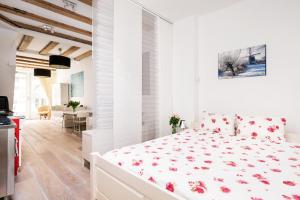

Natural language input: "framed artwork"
[218,44,266,79]
[71,71,84,97]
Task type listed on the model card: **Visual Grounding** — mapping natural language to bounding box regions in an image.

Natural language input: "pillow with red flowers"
[235,115,287,143]
[199,111,235,135]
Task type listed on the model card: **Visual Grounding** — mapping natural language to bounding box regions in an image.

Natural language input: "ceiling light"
[34,68,51,78]
[62,0,77,11]
[49,55,71,69]
[41,24,55,34]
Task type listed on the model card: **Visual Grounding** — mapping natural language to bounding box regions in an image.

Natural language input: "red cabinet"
[11,118,20,176]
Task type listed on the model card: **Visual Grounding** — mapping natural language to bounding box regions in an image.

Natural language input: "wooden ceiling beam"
[16,64,55,71]
[0,14,92,45]
[16,59,48,65]
[16,61,49,67]
[0,13,20,27]
[61,46,80,57]
[22,0,92,25]
[39,41,59,55]
[13,21,92,45]
[78,0,92,6]
[16,55,48,63]
[17,35,34,51]
[74,50,92,61]
[0,3,92,37]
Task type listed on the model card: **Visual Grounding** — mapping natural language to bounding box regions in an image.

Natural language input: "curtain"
[39,78,52,104]
[39,72,55,119]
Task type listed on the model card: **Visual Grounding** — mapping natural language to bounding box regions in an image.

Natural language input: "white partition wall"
[93,0,114,153]
[93,0,173,153]
[142,10,159,142]
[157,19,173,137]
[113,0,143,148]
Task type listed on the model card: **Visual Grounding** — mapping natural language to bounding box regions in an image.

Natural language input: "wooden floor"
[12,120,90,200]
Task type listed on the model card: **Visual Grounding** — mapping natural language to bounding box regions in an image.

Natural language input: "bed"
[91,129,300,200]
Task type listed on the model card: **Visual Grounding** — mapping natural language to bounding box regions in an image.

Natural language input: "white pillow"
[235,115,287,143]
[199,111,235,135]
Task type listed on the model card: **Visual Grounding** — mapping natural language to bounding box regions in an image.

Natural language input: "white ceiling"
[0,0,244,61]
[0,0,92,60]
[134,0,243,21]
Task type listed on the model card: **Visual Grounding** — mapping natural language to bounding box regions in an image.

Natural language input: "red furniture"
[11,118,20,176]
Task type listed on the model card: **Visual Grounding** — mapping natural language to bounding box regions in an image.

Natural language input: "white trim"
[91,152,184,200]
[128,0,173,24]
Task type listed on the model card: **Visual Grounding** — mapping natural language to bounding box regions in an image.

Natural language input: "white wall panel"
[172,16,199,127]
[113,0,142,148]
[157,19,173,137]
[93,0,114,152]
[142,11,158,142]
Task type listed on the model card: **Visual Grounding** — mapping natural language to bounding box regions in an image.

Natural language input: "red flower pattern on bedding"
[199,111,235,135]
[220,186,231,193]
[103,129,300,200]
[166,182,175,192]
[236,115,287,143]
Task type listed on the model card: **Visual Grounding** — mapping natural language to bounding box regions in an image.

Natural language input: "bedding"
[103,129,300,200]
[199,112,235,135]
[236,115,287,143]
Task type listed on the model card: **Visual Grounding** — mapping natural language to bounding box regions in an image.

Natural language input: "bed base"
[91,152,184,200]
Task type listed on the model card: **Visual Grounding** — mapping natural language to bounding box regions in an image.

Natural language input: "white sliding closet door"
[93,0,114,153]
[113,0,142,148]
[93,0,173,152]
[158,19,173,137]
[142,11,158,142]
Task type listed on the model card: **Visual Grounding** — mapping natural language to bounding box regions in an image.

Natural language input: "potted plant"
[169,114,180,134]
[67,100,80,112]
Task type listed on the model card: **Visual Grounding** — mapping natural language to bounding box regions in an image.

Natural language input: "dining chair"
[73,112,89,134]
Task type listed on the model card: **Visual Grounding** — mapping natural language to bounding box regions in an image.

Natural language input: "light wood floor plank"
[12,120,90,200]
[14,178,48,200]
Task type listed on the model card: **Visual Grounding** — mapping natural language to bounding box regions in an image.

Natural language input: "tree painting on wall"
[218,44,266,79]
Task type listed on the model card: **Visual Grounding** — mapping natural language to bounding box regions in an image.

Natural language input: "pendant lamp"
[34,68,51,78]
[49,55,71,69]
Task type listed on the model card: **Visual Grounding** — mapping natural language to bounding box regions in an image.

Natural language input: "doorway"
[13,69,48,119]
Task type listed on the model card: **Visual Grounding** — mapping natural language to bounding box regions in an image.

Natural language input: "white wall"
[158,19,173,137]
[172,16,199,127]
[173,0,300,133]
[0,27,18,109]
[56,57,94,109]
[113,0,142,148]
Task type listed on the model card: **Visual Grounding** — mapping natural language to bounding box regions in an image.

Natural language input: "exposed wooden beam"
[17,59,48,65]
[15,56,53,69]
[17,35,34,51]
[78,0,92,6]
[13,21,92,45]
[39,41,59,55]
[0,3,92,37]
[61,46,80,57]
[16,64,55,71]
[0,13,20,27]
[0,14,92,45]
[16,61,49,67]
[74,50,92,61]
[16,55,49,63]
[22,0,92,25]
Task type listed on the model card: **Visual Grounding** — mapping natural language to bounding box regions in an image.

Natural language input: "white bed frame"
[91,134,300,200]
[91,152,185,200]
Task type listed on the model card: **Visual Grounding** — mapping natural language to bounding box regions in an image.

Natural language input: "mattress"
[103,129,300,200]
